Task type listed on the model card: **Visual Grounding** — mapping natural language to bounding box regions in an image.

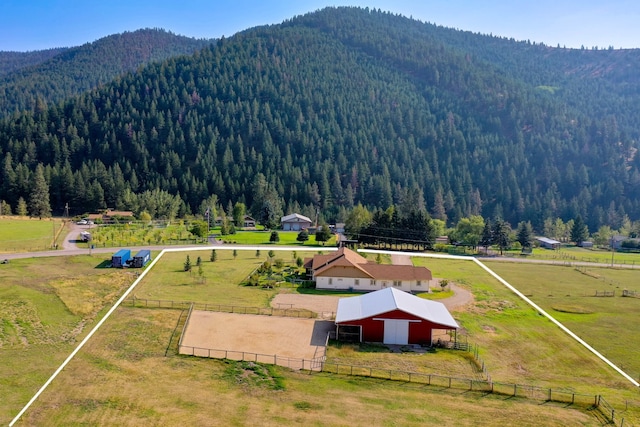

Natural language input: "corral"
[179,311,334,370]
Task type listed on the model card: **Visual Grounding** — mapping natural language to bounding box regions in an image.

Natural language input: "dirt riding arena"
[179,311,334,370]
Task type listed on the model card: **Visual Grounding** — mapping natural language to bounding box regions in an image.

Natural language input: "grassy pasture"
[486,262,640,379]
[502,246,640,266]
[5,251,640,425]
[19,307,600,426]
[0,217,66,253]
[0,255,135,424]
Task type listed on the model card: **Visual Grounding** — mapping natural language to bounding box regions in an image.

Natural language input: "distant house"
[335,287,458,345]
[243,215,257,228]
[281,213,312,231]
[536,237,561,250]
[305,247,433,293]
[612,235,640,250]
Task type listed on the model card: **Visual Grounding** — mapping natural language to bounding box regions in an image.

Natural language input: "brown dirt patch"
[179,311,333,369]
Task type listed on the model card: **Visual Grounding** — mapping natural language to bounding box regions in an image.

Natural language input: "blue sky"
[1,0,639,52]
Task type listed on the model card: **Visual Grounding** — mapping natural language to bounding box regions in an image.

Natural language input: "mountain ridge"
[0,7,638,232]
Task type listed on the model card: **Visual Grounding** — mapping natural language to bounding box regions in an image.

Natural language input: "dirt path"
[391,253,474,311]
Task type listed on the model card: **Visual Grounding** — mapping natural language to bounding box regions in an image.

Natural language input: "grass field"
[485,262,640,379]
[0,217,66,253]
[84,222,336,248]
[4,250,640,425]
[17,307,601,427]
[0,255,135,424]
[502,245,640,266]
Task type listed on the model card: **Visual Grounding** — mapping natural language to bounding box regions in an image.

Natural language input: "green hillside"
[1,7,639,232]
[0,28,211,117]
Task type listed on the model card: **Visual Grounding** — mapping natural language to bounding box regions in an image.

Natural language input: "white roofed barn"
[335,287,458,346]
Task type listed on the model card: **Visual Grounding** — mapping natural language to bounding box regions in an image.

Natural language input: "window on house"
[328,278,333,285]
[370,279,376,286]
[393,280,401,287]
[354,279,360,285]
[416,280,421,286]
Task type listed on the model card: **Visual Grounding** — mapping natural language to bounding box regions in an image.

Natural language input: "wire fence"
[123,297,336,319]
[178,345,325,371]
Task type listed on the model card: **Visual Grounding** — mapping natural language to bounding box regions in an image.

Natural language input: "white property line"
[10,245,334,426]
[362,249,640,388]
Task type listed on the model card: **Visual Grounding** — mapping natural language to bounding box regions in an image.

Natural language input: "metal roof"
[280,213,312,223]
[335,287,458,329]
[536,237,561,244]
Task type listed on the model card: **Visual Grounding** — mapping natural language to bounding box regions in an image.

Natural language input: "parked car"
[77,220,87,225]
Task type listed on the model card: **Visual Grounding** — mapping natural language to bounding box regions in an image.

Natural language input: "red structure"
[335,287,458,346]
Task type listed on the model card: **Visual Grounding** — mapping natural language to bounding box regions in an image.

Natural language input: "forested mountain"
[0,29,212,117]
[1,7,639,232]
[0,48,68,76]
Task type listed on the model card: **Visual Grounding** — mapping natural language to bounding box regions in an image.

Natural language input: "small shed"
[335,288,458,346]
[281,213,312,231]
[536,237,561,250]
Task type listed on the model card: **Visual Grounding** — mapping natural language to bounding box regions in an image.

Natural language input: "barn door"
[383,320,409,345]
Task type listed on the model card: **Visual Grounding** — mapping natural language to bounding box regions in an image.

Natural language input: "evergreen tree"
[0,200,11,216]
[210,249,217,262]
[480,220,493,253]
[29,164,51,218]
[516,221,533,248]
[184,255,192,271]
[297,229,309,243]
[270,231,280,243]
[315,223,333,245]
[17,197,27,216]
[492,219,510,255]
[570,215,589,246]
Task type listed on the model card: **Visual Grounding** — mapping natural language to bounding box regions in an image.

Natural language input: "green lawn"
[0,217,66,253]
[132,249,323,307]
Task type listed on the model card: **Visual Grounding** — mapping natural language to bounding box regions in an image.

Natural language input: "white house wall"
[316,276,432,293]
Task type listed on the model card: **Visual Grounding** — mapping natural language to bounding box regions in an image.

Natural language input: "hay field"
[0,217,66,253]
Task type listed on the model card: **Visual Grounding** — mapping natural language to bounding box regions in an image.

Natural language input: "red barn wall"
[337,309,451,345]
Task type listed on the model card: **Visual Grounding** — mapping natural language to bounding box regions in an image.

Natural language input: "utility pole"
[611,235,615,267]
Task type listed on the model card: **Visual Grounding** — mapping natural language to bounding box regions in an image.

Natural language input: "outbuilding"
[536,237,561,250]
[281,213,312,231]
[335,287,458,346]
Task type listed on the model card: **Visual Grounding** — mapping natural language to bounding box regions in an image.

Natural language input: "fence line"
[177,303,194,348]
[178,345,325,371]
[177,342,626,426]
[124,297,336,319]
[595,290,616,297]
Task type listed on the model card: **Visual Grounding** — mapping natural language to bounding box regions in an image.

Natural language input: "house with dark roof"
[304,247,433,292]
[335,287,458,345]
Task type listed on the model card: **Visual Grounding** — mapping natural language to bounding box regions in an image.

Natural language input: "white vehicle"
[77,219,88,225]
